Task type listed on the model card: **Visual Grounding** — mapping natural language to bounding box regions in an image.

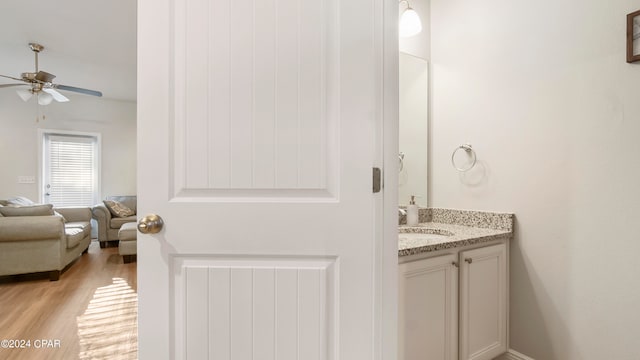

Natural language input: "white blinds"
[44,134,99,207]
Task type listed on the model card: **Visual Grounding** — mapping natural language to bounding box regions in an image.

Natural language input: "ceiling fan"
[0,43,102,105]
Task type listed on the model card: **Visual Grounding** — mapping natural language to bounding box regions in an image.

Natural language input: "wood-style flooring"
[0,241,137,360]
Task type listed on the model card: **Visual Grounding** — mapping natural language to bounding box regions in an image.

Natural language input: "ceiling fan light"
[38,92,53,105]
[399,8,422,37]
[16,89,33,102]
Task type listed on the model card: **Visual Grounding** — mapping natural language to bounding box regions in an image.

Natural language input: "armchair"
[92,195,137,248]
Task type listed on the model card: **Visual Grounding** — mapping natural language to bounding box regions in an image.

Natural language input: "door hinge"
[373,167,382,193]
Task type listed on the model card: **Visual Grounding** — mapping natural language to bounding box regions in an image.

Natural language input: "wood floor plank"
[0,241,137,360]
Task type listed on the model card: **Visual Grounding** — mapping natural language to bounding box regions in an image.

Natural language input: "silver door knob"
[138,214,164,234]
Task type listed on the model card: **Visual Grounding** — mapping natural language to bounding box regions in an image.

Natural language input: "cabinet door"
[459,243,507,360]
[399,254,458,360]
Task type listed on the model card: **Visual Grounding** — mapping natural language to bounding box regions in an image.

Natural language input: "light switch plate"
[18,176,36,184]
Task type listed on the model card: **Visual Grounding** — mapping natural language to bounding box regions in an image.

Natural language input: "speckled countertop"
[398,208,514,257]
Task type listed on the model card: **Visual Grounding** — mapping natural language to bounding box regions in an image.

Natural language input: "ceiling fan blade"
[53,84,102,97]
[0,83,27,88]
[35,71,56,83]
[0,74,25,82]
[42,88,70,102]
[16,89,33,102]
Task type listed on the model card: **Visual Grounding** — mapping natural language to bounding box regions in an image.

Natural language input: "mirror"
[398,52,428,207]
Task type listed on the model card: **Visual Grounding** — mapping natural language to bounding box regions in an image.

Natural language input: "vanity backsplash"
[399,207,513,232]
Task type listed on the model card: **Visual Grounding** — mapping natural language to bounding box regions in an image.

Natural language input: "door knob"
[138,214,164,234]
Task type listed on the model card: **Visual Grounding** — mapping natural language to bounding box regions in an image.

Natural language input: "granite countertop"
[398,208,514,257]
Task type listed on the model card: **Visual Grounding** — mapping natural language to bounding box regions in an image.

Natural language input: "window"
[41,131,100,207]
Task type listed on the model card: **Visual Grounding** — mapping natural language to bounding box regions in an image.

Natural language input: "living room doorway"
[0,0,140,358]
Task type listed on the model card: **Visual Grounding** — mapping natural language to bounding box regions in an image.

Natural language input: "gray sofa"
[0,203,92,281]
[91,195,137,248]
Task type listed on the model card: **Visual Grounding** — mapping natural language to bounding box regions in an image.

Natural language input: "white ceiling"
[0,0,137,102]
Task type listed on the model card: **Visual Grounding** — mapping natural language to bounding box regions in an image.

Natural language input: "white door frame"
[378,0,400,358]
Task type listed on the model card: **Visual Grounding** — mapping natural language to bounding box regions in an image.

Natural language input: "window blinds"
[44,134,98,207]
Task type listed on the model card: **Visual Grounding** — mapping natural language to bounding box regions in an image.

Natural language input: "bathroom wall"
[0,94,136,202]
[430,0,640,359]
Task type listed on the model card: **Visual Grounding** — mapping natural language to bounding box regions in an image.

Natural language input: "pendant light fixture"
[399,0,422,38]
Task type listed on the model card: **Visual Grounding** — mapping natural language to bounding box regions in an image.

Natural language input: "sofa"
[0,202,92,281]
[92,195,137,248]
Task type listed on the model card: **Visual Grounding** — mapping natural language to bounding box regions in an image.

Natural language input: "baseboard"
[497,349,535,360]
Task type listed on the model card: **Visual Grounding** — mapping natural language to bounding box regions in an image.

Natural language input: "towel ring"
[451,144,477,172]
[399,152,405,172]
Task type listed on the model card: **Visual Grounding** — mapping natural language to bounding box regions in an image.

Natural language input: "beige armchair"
[91,195,137,248]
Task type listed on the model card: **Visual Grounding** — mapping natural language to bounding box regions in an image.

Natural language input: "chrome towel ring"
[451,144,477,172]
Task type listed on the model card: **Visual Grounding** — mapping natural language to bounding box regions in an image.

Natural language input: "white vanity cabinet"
[459,243,508,360]
[399,242,508,360]
[399,253,459,360]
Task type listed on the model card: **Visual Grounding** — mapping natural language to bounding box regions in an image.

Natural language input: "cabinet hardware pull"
[451,261,459,268]
[465,258,472,264]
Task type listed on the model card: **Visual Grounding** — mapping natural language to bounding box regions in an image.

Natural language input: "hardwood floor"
[0,241,137,360]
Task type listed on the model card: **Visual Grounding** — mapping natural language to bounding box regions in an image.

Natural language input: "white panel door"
[137,0,395,359]
[459,244,508,360]
[398,255,458,360]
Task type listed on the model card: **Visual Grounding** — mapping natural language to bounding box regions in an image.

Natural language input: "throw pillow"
[7,196,36,206]
[0,204,54,217]
[103,200,135,218]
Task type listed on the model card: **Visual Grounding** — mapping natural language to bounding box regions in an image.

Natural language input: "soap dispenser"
[406,195,419,226]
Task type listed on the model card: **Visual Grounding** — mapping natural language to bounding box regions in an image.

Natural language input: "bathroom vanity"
[398,208,513,360]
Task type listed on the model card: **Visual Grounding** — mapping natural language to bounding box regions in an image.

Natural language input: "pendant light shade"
[399,0,422,38]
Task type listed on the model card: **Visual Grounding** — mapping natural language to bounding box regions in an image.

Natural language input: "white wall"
[0,94,136,202]
[430,0,640,359]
